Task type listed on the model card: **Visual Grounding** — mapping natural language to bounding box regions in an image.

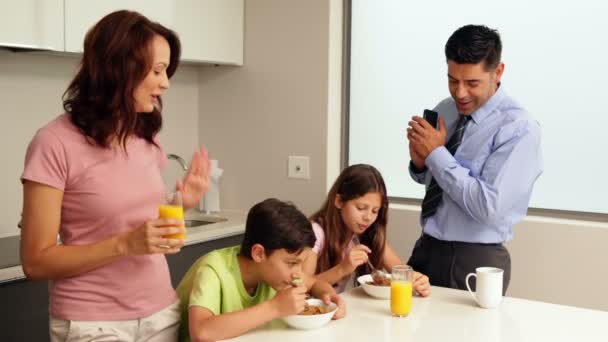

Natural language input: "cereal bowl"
[357,274,392,299]
[281,298,338,330]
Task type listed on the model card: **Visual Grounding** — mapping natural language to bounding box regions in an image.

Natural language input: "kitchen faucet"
[167,153,188,171]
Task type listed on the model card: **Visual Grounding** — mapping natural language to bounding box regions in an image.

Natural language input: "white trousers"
[49,300,181,342]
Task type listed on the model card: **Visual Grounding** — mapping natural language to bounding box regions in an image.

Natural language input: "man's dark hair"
[240,198,315,258]
[445,24,502,71]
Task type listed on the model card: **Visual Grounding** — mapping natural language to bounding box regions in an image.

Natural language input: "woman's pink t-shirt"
[21,114,175,320]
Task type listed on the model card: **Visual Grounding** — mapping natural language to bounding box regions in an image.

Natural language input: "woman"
[20,10,209,341]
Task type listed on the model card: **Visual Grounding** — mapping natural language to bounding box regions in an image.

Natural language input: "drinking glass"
[158,191,185,239]
[391,264,413,317]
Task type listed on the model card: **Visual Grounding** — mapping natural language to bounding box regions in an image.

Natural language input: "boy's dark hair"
[240,198,315,258]
[445,24,502,71]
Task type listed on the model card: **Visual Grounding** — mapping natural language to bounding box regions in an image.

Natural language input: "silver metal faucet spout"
[167,154,188,171]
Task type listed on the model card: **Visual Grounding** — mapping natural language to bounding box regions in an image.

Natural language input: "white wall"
[348,0,608,214]
[197,0,332,215]
[0,52,71,238]
[340,0,608,310]
[0,51,200,238]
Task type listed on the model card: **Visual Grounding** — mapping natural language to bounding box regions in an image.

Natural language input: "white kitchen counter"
[0,209,246,284]
[224,285,608,342]
[183,209,246,246]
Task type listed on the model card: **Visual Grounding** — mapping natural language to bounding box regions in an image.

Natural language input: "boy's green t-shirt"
[176,245,277,342]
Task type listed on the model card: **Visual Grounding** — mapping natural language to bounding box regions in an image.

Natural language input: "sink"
[185,217,227,228]
[185,219,214,228]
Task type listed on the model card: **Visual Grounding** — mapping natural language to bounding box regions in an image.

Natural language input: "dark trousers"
[407,234,511,295]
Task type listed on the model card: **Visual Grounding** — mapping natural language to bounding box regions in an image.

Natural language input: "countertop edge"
[0,210,246,284]
[0,265,25,284]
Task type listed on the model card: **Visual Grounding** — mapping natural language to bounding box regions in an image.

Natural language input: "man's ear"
[334,194,344,209]
[251,244,266,262]
[493,62,505,84]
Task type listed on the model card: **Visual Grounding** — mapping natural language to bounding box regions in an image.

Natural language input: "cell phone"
[423,109,439,129]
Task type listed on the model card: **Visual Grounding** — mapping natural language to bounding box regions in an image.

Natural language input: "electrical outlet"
[287,156,310,179]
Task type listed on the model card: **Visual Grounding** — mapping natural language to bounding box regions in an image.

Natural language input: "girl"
[20,10,210,341]
[304,164,431,296]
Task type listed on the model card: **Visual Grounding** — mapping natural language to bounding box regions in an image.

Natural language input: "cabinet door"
[64,0,175,53]
[173,0,244,65]
[0,0,63,50]
[0,279,50,341]
[64,0,244,65]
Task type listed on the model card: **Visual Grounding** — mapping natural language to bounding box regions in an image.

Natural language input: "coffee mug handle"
[465,273,477,301]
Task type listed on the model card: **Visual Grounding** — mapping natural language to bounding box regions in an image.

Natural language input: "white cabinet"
[173,0,244,65]
[64,0,243,65]
[64,1,175,53]
[0,0,63,51]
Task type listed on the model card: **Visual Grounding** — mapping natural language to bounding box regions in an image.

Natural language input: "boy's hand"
[320,293,346,320]
[271,283,307,317]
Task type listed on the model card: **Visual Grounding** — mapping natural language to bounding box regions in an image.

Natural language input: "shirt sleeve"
[311,222,325,255]
[21,129,68,191]
[188,265,222,315]
[425,119,543,225]
[408,160,427,184]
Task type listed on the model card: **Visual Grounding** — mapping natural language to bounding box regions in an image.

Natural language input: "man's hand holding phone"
[407,109,447,161]
[423,109,439,130]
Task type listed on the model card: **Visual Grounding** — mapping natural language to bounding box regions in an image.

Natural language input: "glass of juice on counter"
[391,265,413,317]
[159,191,186,239]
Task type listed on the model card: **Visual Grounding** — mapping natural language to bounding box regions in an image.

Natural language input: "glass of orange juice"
[391,264,413,317]
[158,191,186,239]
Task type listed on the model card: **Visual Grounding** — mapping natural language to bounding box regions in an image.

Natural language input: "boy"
[176,198,346,342]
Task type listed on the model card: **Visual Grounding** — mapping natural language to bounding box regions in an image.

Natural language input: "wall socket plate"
[287,156,310,179]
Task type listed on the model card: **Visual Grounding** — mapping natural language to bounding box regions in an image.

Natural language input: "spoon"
[352,235,385,279]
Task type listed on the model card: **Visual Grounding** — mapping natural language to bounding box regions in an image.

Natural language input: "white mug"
[465,267,503,309]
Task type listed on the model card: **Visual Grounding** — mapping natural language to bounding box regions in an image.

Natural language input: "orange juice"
[390,280,412,316]
[159,204,186,239]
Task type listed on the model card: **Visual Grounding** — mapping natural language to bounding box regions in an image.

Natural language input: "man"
[406,24,543,294]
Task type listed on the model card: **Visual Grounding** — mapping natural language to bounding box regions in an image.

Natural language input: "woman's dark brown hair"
[310,164,389,282]
[63,10,181,148]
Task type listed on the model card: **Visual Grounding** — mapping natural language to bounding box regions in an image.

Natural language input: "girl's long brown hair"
[310,164,389,282]
[63,10,181,148]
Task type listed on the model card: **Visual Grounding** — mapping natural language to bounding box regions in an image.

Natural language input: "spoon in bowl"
[352,235,385,280]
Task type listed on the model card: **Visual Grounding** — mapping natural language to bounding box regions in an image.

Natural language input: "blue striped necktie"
[421,114,471,219]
